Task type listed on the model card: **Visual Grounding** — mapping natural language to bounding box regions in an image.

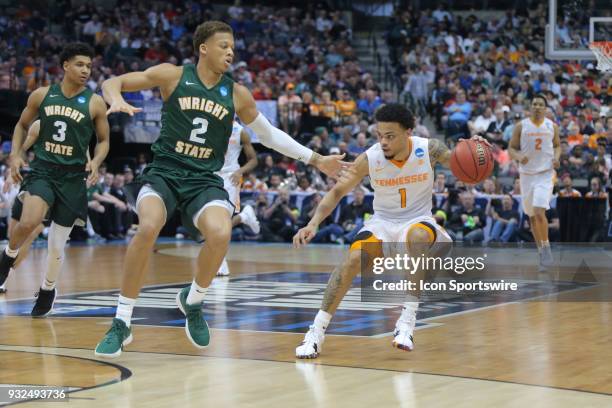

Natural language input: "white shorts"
[219,172,241,212]
[520,170,554,216]
[352,214,452,256]
[135,184,233,226]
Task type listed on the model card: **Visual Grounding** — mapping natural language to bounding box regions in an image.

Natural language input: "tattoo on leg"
[321,266,343,312]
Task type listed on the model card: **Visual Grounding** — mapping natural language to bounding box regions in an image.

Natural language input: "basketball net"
[589,41,612,72]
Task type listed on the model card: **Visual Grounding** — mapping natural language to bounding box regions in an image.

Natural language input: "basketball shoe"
[176,287,210,348]
[217,258,230,276]
[0,251,17,287]
[95,318,132,358]
[31,288,57,317]
[296,325,325,359]
[240,205,260,234]
[392,306,417,351]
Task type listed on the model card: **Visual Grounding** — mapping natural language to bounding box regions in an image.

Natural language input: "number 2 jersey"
[366,136,433,222]
[35,83,94,167]
[151,64,235,174]
[519,117,554,175]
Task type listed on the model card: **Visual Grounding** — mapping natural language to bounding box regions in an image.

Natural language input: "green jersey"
[151,64,235,173]
[34,83,94,167]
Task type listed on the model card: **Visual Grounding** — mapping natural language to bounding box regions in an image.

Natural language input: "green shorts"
[137,164,233,237]
[14,163,87,228]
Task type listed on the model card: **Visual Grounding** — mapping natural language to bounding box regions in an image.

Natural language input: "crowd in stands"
[0,2,610,244]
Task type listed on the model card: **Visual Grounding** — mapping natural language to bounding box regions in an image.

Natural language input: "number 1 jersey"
[366,136,433,222]
[152,64,235,173]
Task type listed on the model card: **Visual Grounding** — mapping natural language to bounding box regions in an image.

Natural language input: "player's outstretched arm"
[10,87,47,183]
[293,153,369,247]
[87,94,111,186]
[428,138,452,167]
[429,136,490,168]
[508,122,527,164]
[101,63,181,116]
[233,83,350,179]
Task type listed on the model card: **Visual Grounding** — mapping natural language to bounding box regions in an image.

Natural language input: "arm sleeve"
[245,113,314,163]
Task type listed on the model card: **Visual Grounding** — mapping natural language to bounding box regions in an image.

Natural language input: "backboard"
[545,0,611,60]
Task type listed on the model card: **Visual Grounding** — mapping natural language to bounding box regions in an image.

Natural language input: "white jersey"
[519,117,555,174]
[366,136,433,221]
[218,122,243,175]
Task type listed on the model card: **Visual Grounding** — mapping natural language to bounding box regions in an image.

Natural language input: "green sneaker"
[94,318,133,358]
[176,286,210,348]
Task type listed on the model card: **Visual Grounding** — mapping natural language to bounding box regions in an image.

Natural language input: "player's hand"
[8,154,25,184]
[106,99,142,116]
[463,135,492,148]
[311,153,351,179]
[86,160,100,187]
[520,155,529,165]
[230,171,242,186]
[293,224,317,248]
[552,159,560,169]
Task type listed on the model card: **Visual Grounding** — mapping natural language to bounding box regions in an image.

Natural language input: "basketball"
[450,139,494,184]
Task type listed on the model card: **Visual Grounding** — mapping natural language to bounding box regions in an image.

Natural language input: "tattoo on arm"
[428,138,451,167]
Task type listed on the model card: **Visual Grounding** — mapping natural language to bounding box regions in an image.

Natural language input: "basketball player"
[0,43,110,316]
[94,21,346,358]
[509,94,560,270]
[294,104,486,358]
[0,121,45,294]
[216,120,260,276]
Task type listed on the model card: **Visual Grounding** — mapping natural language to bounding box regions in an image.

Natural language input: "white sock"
[186,280,208,305]
[116,295,136,327]
[400,297,419,321]
[542,240,550,248]
[313,310,332,333]
[5,246,18,258]
[86,218,95,237]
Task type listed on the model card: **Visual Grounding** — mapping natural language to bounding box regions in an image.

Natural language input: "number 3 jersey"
[152,64,235,173]
[519,117,554,175]
[366,136,433,222]
[36,83,94,166]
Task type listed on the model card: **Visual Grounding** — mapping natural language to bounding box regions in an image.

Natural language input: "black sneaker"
[0,251,16,286]
[31,288,57,317]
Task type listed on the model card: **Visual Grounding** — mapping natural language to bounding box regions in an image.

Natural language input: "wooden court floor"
[0,242,611,407]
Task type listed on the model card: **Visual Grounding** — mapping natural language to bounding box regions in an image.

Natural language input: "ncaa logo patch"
[415,147,425,158]
[77,96,86,104]
[220,86,228,97]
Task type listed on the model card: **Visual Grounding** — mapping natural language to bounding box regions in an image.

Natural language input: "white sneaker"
[296,325,325,359]
[240,205,260,234]
[216,258,230,276]
[541,247,553,266]
[0,282,6,294]
[392,308,417,351]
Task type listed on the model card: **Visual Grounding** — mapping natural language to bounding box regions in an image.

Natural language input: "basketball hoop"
[589,41,612,72]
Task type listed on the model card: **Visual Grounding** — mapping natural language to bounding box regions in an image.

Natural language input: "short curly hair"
[193,21,233,54]
[59,42,94,65]
[374,103,416,130]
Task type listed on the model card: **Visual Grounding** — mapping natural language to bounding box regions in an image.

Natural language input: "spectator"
[261,189,298,242]
[357,90,382,120]
[585,177,608,199]
[450,192,484,244]
[277,83,302,134]
[335,89,357,120]
[487,194,519,243]
[558,174,582,197]
[445,90,471,140]
[338,188,373,243]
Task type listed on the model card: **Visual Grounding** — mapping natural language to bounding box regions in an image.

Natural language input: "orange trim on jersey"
[529,118,545,127]
[350,234,382,251]
[407,223,435,244]
[389,137,413,168]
